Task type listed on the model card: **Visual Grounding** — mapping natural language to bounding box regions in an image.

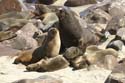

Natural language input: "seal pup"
[85,47,118,65]
[26,55,69,72]
[14,28,61,64]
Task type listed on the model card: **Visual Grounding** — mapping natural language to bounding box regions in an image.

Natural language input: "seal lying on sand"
[26,55,69,72]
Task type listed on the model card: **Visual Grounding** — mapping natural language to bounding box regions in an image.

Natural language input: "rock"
[108,0,125,17]
[26,55,69,72]
[0,0,21,15]
[117,28,125,43]
[7,23,39,50]
[11,23,39,49]
[64,0,96,7]
[0,43,20,57]
[17,23,40,37]
[106,40,124,51]
[13,75,63,83]
[105,75,125,83]
[112,59,125,74]
[11,35,38,50]
[109,6,125,17]
[106,16,125,34]
[0,11,33,20]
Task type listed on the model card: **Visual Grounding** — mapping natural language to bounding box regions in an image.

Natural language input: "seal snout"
[13,59,21,64]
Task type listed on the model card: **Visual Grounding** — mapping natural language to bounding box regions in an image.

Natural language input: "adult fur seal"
[14,28,61,65]
[57,7,99,51]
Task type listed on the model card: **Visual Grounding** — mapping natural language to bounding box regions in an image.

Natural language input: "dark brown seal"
[57,7,99,51]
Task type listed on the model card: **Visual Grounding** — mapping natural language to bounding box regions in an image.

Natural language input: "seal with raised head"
[14,28,61,65]
[57,7,99,51]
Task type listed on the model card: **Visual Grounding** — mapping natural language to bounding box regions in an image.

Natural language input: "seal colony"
[12,0,125,72]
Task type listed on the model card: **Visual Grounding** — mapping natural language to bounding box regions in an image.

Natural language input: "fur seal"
[26,55,69,72]
[63,46,87,70]
[85,47,118,65]
[57,7,99,51]
[13,49,34,65]
[64,46,83,60]
[71,56,88,70]
[0,31,16,42]
[64,0,96,7]
[14,28,61,64]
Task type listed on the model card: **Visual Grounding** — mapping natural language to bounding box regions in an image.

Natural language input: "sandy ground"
[0,56,111,83]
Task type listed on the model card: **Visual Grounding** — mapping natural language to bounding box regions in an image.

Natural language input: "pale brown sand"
[0,56,111,83]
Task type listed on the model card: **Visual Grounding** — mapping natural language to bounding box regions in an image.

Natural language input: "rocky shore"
[1,0,125,83]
